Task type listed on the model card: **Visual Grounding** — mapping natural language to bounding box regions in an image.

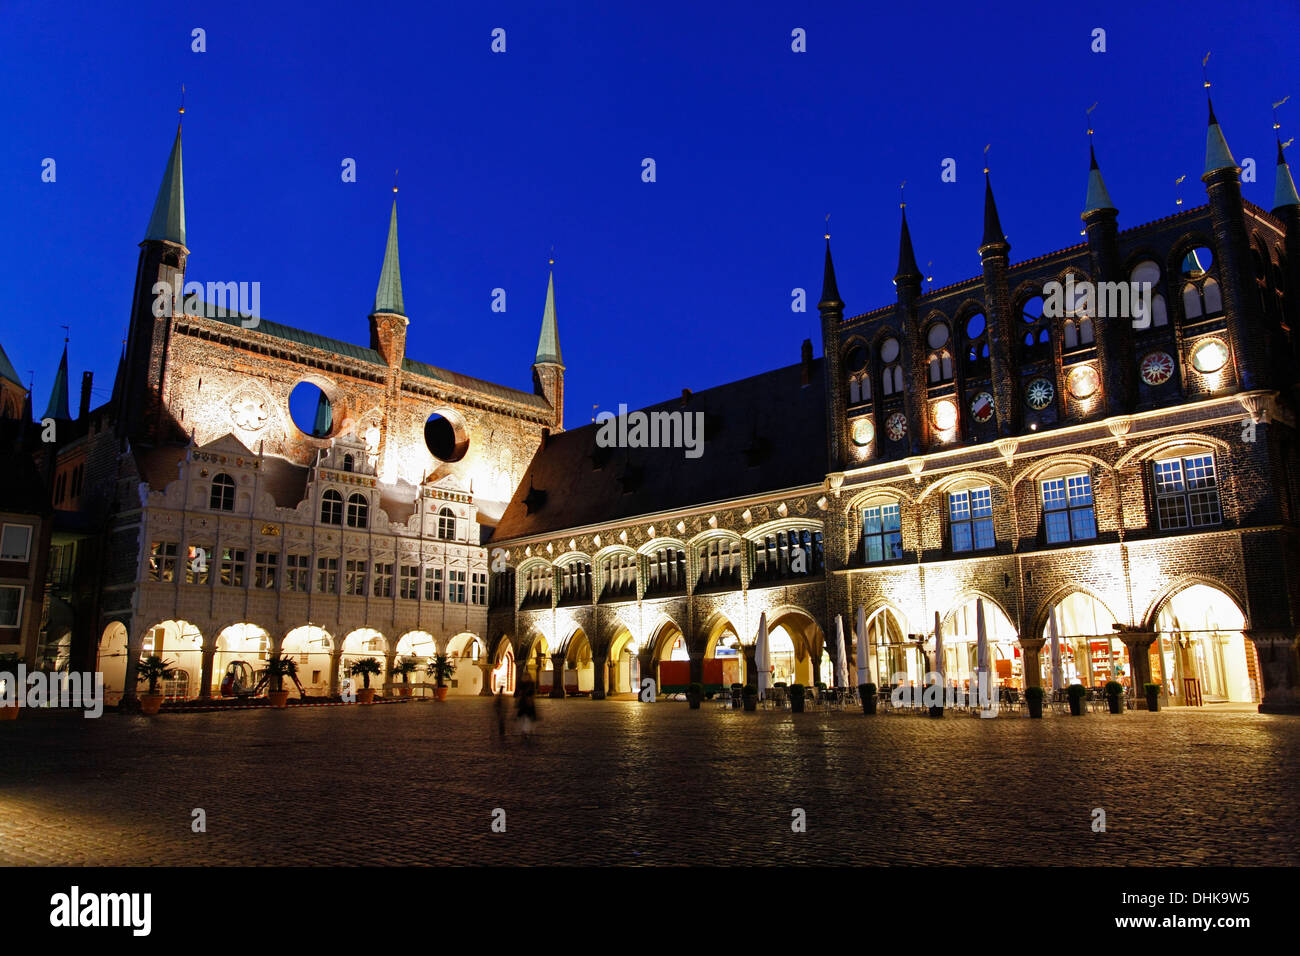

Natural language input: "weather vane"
[179,83,185,116]
[1274,94,1291,132]
[549,243,555,266]
[1086,101,1098,138]
[1203,51,1212,90]
[983,143,991,175]
[1175,174,1187,207]
[393,169,398,194]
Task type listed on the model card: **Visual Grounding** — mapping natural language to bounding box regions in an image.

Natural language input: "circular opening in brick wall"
[1181,246,1214,278]
[288,381,336,438]
[425,410,469,462]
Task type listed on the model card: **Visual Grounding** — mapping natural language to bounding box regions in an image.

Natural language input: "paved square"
[1,700,1296,866]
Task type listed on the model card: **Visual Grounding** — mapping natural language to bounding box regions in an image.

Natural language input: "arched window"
[844,345,870,405]
[437,507,456,540]
[342,454,354,472]
[861,499,903,563]
[879,337,904,396]
[848,372,872,404]
[320,489,343,525]
[965,312,991,367]
[927,350,954,383]
[209,474,235,511]
[1130,260,1168,329]
[1180,247,1223,320]
[346,493,368,528]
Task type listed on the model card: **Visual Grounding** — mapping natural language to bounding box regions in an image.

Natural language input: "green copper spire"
[144,123,186,245]
[371,198,405,316]
[43,343,70,421]
[1204,98,1238,176]
[533,268,563,366]
[1274,138,1300,211]
[1083,141,1117,214]
[0,340,21,388]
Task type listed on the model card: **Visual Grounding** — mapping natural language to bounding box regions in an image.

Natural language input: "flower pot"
[862,696,877,715]
[687,695,701,710]
[268,690,290,709]
[435,686,449,701]
[791,698,805,713]
[356,688,376,705]
[1107,694,1121,715]
[743,696,757,712]
[1068,697,1083,716]
[139,694,164,716]
[928,705,944,718]
[0,704,19,721]
[1145,688,1160,712]
[399,686,413,698]
[1027,699,1043,718]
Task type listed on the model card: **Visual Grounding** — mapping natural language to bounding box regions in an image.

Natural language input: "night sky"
[4,0,1298,428]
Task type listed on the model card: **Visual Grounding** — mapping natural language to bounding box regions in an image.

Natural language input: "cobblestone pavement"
[1,699,1296,866]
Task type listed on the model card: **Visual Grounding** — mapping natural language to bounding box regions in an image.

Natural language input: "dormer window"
[342,454,354,472]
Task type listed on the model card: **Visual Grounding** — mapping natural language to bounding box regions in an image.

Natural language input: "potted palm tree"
[392,657,419,697]
[260,655,297,708]
[0,652,21,720]
[859,682,877,715]
[136,655,176,715]
[686,681,703,709]
[1025,685,1045,718]
[790,683,806,713]
[1067,683,1087,716]
[349,657,382,704]
[427,653,456,701]
[1144,682,1161,712]
[1105,680,1124,714]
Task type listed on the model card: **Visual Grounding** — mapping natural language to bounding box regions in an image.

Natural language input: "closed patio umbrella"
[975,598,994,715]
[755,612,769,701]
[933,610,945,688]
[834,615,849,689]
[1048,606,1064,692]
[856,604,870,687]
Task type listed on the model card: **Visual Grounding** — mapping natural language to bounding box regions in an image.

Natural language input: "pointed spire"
[533,264,563,366]
[894,207,921,283]
[1204,97,1238,176]
[372,197,405,316]
[0,340,21,389]
[144,123,186,245]
[109,341,127,410]
[980,173,1008,251]
[1274,138,1300,211]
[1083,141,1117,215]
[43,342,70,421]
[818,235,843,311]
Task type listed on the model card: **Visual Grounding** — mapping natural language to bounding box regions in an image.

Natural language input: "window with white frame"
[949,486,995,552]
[1153,453,1222,529]
[0,524,32,561]
[344,559,368,596]
[372,562,394,598]
[1042,474,1097,543]
[210,473,235,511]
[148,541,178,582]
[400,565,420,599]
[424,566,443,601]
[285,554,310,592]
[448,569,467,603]
[220,548,247,587]
[471,571,488,605]
[862,502,903,563]
[254,551,278,588]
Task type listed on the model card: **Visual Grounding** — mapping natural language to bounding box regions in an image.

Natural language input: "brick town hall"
[3,96,1300,714]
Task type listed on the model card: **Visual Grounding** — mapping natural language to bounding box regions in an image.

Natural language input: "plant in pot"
[260,654,298,708]
[427,653,456,701]
[0,652,21,720]
[1067,683,1087,716]
[136,655,177,715]
[1025,685,1045,718]
[1105,680,1124,714]
[790,683,806,713]
[926,682,944,718]
[1144,682,1161,712]
[686,681,703,709]
[392,656,420,697]
[349,657,383,704]
[742,686,758,711]
[859,682,877,715]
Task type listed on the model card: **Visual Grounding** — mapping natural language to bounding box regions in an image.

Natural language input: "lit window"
[1042,474,1096,543]
[1154,454,1221,530]
[862,503,903,563]
[254,551,278,588]
[148,541,178,582]
[220,548,247,587]
[437,507,456,540]
[949,487,995,552]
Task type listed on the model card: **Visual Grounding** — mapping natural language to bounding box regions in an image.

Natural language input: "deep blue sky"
[3,0,1298,426]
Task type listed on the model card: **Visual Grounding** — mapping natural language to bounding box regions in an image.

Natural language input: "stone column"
[122,625,145,705]
[198,641,216,699]
[1118,631,1158,708]
[477,661,494,696]
[383,649,397,697]
[550,652,566,698]
[329,649,343,697]
[687,648,703,686]
[591,653,608,700]
[1019,637,1046,689]
[1245,629,1300,714]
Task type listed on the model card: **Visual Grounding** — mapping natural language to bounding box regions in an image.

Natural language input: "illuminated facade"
[20,120,563,704]
[487,103,1300,713]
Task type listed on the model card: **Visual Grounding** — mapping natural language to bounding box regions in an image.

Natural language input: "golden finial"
[179,83,185,116]
[1203,51,1212,90]
[549,243,555,266]
[1086,102,1098,138]
[899,180,907,209]
[1175,174,1187,207]
[824,212,830,241]
[1274,95,1290,131]
[393,169,398,194]
[983,143,991,175]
